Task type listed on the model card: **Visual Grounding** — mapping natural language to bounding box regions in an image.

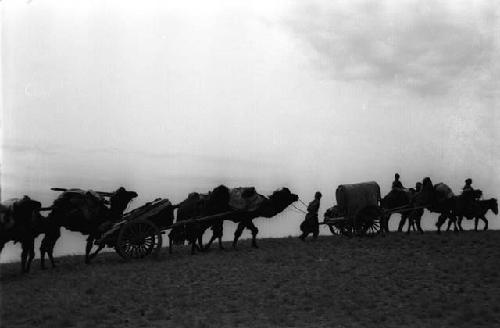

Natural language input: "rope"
[298,199,308,208]
[382,205,427,214]
[288,208,306,215]
[291,204,307,214]
[285,206,306,215]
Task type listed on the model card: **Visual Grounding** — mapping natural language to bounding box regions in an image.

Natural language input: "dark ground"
[1,231,500,328]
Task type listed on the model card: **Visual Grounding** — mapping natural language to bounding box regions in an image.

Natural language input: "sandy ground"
[1,231,500,328]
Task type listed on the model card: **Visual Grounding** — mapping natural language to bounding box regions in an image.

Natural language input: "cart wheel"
[328,222,353,237]
[327,224,342,235]
[116,218,162,260]
[363,218,381,236]
[356,205,382,236]
[341,221,354,237]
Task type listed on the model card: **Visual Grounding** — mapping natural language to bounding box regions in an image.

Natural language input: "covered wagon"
[323,181,383,236]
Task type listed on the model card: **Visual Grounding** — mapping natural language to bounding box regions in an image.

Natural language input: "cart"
[94,198,239,260]
[95,198,173,259]
[322,181,384,237]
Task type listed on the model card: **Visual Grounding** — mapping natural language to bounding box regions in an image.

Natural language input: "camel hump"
[229,187,265,211]
[0,202,15,230]
[434,183,455,200]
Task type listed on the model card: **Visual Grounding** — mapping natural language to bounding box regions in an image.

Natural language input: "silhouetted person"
[392,173,404,190]
[462,178,474,193]
[461,178,482,216]
[299,191,322,241]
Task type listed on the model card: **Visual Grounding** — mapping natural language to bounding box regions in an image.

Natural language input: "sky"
[1,0,499,262]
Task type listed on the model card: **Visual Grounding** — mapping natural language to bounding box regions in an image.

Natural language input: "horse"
[448,197,497,231]
[442,189,483,232]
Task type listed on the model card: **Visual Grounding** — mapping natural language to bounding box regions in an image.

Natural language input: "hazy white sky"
[1,0,499,261]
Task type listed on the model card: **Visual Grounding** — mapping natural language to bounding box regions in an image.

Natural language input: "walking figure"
[299,191,322,241]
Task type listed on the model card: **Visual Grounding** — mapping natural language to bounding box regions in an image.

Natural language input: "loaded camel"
[169,185,298,254]
[41,187,137,264]
[0,196,46,273]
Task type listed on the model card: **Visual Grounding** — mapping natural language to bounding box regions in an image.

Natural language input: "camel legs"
[188,233,202,255]
[406,218,412,234]
[168,237,173,254]
[406,211,420,234]
[398,212,418,233]
[415,217,424,234]
[380,214,390,233]
[85,235,94,263]
[397,214,407,232]
[204,222,224,250]
[204,233,224,250]
[248,222,259,248]
[21,239,35,273]
[197,235,204,251]
[446,219,453,231]
[233,223,244,248]
[451,215,459,232]
[190,240,198,255]
[442,213,458,232]
[456,216,465,232]
[445,214,460,232]
[40,226,60,269]
[85,234,104,264]
[436,214,448,234]
[233,220,259,248]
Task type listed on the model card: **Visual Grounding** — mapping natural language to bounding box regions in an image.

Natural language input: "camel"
[407,178,458,234]
[44,187,137,264]
[169,185,231,254]
[169,186,298,253]
[0,196,44,273]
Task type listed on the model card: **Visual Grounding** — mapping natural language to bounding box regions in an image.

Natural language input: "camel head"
[260,188,298,218]
[109,187,138,219]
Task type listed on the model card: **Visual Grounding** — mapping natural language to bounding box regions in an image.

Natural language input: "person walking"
[299,191,322,241]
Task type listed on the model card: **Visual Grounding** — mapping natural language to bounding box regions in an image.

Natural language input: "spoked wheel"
[361,218,381,236]
[327,223,342,235]
[328,222,353,237]
[355,205,383,237]
[116,219,162,260]
[324,217,352,237]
